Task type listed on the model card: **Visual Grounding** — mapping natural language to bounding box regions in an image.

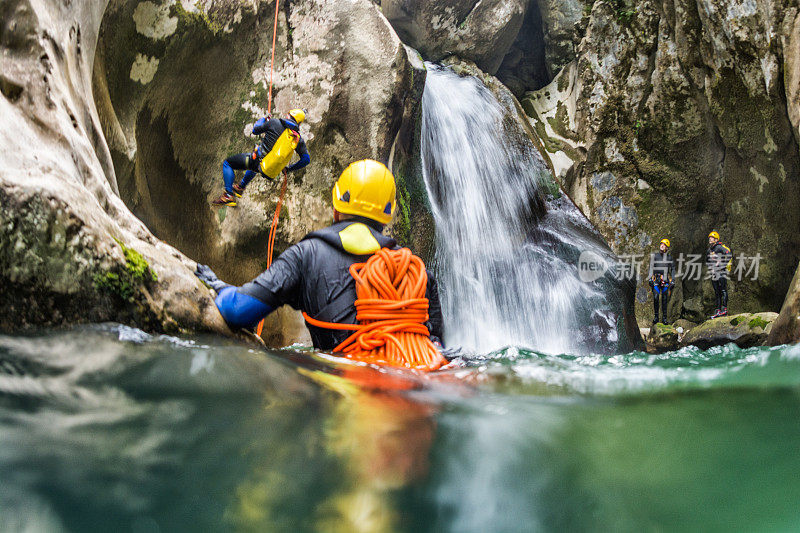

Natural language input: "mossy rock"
[646,322,679,353]
[680,312,778,349]
[94,240,157,301]
[672,318,697,332]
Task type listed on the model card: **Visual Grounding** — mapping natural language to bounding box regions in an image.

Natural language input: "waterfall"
[420,64,621,354]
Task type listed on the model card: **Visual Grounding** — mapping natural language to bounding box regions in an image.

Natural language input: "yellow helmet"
[660,238,671,248]
[287,108,306,124]
[332,160,396,224]
[709,231,720,240]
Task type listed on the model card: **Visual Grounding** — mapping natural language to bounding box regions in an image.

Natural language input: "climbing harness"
[302,247,447,372]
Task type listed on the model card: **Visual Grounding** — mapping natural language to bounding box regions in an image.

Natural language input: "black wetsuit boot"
[719,278,728,315]
[711,279,724,317]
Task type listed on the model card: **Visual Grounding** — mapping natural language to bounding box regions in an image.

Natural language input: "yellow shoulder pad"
[339,223,381,255]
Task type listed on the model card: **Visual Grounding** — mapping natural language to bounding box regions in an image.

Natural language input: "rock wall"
[379,0,527,74]
[1,0,422,341]
[94,0,421,284]
[768,261,800,345]
[0,0,228,334]
[522,0,800,324]
[90,0,423,344]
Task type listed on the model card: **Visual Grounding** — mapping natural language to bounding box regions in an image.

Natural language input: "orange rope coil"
[303,247,447,372]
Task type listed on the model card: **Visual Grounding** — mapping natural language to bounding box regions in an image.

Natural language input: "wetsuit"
[213,218,444,350]
[223,118,310,193]
[649,251,674,323]
[707,242,732,311]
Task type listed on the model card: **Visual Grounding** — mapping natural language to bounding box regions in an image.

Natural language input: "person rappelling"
[212,109,311,207]
[197,159,447,371]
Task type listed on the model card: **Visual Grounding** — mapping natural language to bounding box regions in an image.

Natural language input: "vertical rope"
[257,0,286,339]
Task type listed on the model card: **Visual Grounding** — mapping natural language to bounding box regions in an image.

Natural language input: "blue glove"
[252,116,269,135]
[195,264,229,292]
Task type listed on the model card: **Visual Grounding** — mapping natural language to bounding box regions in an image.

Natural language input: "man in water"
[706,231,732,318]
[649,238,674,325]
[197,159,444,350]
[212,108,311,207]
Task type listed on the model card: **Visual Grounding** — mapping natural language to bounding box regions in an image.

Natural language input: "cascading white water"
[421,65,615,354]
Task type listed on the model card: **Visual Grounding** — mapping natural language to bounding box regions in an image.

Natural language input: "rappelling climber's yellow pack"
[260,128,300,179]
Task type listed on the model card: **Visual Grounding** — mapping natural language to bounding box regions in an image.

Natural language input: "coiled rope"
[302,248,447,372]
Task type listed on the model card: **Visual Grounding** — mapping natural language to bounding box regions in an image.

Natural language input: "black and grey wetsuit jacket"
[239,218,444,350]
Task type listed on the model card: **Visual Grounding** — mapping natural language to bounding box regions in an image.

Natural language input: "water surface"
[1,325,798,532]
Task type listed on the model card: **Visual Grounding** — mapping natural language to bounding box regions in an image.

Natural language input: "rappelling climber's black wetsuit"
[223,117,310,193]
[208,218,444,350]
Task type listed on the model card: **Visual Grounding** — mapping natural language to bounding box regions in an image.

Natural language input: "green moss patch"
[748,316,769,329]
[94,240,157,301]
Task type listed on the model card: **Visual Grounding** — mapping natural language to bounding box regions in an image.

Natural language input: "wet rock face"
[94,0,421,288]
[380,0,527,74]
[0,0,228,333]
[533,0,588,76]
[1,0,420,340]
[523,0,800,323]
[768,261,800,345]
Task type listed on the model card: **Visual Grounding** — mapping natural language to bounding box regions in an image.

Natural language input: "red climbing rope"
[256,0,286,338]
[267,0,280,115]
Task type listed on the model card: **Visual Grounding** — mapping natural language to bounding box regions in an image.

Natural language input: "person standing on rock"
[212,109,311,207]
[197,159,445,352]
[649,238,674,325]
[706,230,732,318]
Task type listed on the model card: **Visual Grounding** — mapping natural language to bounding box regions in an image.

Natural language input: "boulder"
[646,322,679,353]
[379,0,527,74]
[680,312,778,350]
[671,318,697,332]
[0,0,228,334]
[767,261,800,345]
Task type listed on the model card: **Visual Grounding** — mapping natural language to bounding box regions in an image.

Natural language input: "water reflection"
[1,327,800,531]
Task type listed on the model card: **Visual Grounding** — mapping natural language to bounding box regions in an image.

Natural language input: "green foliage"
[539,171,562,199]
[603,0,637,25]
[392,173,413,245]
[94,240,157,301]
[748,316,769,329]
[654,322,676,335]
[171,2,223,33]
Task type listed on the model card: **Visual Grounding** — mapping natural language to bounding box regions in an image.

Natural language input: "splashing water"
[420,65,621,354]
